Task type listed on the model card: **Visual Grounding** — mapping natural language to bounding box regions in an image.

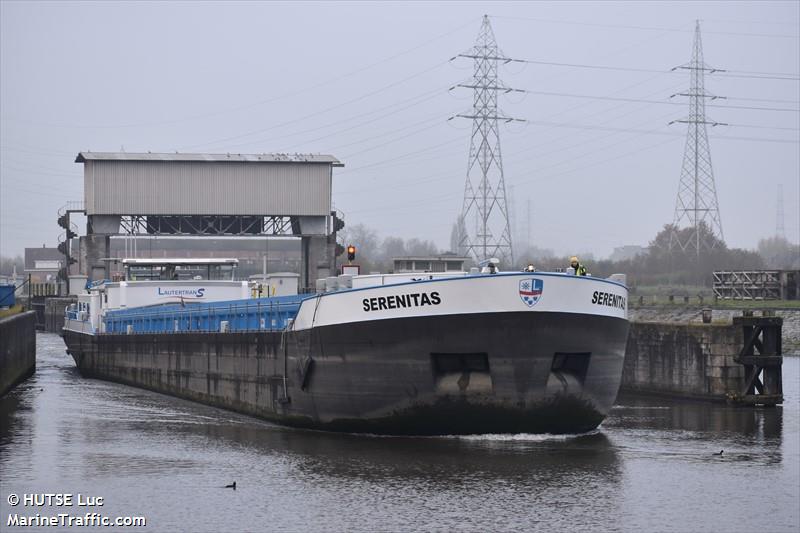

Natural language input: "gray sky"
[1,0,798,259]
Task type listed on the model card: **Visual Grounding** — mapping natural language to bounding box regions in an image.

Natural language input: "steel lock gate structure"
[60,152,345,293]
[713,270,800,300]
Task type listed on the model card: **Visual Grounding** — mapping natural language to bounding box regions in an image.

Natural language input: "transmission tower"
[452,15,523,265]
[668,20,726,257]
[776,183,785,238]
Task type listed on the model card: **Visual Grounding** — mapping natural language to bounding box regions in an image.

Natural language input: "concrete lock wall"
[622,322,745,400]
[629,307,800,356]
[0,311,36,396]
[45,297,77,333]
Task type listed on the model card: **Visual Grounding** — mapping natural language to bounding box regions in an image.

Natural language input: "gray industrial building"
[24,246,62,282]
[62,152,344,291]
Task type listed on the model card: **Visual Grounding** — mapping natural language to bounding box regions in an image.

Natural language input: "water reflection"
[609,394,784,467]
[0,390,26,448]
[615,394,783,440]
[186,424,623,487]
[0,334,796,533]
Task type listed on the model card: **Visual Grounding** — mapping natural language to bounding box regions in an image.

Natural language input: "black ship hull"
[63,310,628,435]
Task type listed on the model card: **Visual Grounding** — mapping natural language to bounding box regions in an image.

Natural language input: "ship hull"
[63,309,628,435]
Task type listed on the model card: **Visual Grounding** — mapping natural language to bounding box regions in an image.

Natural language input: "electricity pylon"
[669,20,726,257]
[451,15,523,265]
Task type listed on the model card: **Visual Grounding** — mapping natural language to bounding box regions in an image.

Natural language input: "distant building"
[610,245,648,262]
[393,255,470,273]
[24,246,62,282]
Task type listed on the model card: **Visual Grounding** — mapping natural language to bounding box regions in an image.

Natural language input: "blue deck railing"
[102,295,307,334]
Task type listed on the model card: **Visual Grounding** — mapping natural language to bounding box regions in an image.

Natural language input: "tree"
[405,238,438,257]
[381,237,406,262]
[449,216,467,256]
[338,224,380,272]
[0,255,24,278]
[758,236,800,269]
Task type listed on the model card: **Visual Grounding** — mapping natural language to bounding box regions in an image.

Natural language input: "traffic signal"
[333,214,345,232]
[347,245,356,262]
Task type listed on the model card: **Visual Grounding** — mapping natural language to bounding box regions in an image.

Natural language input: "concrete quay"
[623,311,784,404]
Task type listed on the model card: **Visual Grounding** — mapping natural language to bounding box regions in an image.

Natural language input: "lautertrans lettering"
[157,287,205,298]
[362,291,441,312]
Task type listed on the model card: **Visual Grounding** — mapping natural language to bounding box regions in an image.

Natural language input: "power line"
[506,57,799,81]
[1,17,480,130]
[726,123,800,131]
[336,136,464,174]
[516,88,800,113]
[527,120,797,143]
[701,17,800,28]
[717,72,800,81]
[329,114,452,153]
[182,60,450,150]
[212,86,449,152]
[500,80,687,160]
[516,136,682,187]
[490,14,800,39]
[340,116,456,159]
[726,95,800,104]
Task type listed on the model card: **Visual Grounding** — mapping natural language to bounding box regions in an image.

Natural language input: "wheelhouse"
[122,258,239,282]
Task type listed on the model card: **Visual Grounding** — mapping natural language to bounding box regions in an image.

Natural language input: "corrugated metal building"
[71,152,344,289]
[77,152,342,216]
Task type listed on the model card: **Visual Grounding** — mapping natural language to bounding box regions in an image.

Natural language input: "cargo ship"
[62,258,630,435]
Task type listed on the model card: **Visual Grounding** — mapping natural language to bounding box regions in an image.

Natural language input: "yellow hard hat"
[570,256,578,263]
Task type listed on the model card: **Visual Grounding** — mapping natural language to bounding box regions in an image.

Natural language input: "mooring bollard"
[702,308,712,324]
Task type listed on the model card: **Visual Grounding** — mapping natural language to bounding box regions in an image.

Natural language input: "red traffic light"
[347,245,356,261]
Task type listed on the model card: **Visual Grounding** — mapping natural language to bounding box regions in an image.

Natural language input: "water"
[1,333,798,532]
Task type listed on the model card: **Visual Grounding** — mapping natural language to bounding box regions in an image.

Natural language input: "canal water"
[1,333,798,532]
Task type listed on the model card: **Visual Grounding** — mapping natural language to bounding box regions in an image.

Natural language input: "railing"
[102,296,305,335]
[57,201,85,216]
[29,283,59,297]
[713,271,783,300]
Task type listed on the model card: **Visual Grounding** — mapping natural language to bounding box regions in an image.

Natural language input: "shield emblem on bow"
[519,278,543,308]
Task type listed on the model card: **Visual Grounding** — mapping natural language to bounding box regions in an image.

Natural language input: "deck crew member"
[569,256,587,276]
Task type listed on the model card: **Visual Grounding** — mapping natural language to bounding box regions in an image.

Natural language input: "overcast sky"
[1,0,798,259]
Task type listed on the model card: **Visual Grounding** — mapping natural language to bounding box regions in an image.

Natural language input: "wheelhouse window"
[123,260,238,281]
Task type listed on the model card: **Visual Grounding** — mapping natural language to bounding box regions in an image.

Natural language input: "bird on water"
[224,482,237,490]
[713,450,723,456]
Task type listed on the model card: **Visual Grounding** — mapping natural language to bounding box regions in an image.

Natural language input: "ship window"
[551,352,591,385]
[431,353,490,375]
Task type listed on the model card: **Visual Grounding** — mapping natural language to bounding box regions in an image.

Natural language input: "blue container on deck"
[103,295,307,334]
[0,284,15,308]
